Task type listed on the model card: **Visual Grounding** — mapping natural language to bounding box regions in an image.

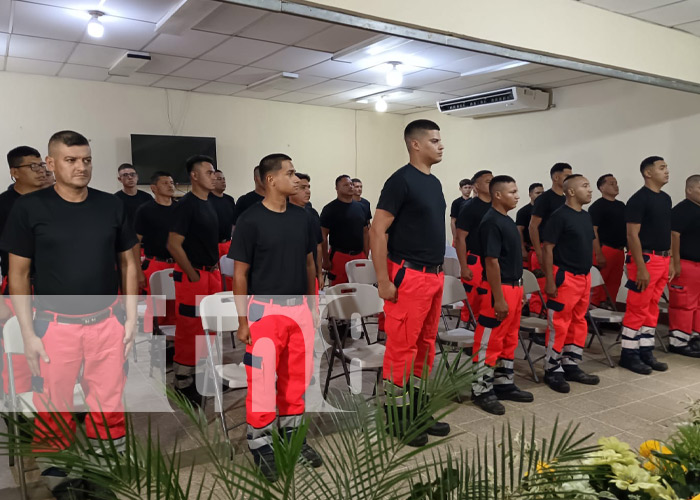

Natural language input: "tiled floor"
[2,321,699,498]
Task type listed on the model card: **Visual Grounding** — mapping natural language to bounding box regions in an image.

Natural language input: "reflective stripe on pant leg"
[384,380,411,407]
[669,329,692,347]
[620,326,640,353]
[247,421,276,451]
[561,344,583,366]
[279,414,303,429]
[493,358,514,387]
[472,365,495,396]
[639,325,656,351]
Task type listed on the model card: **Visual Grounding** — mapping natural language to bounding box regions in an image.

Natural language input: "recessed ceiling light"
[87,10,105,39]
[375,96,388,112]
[386,62,403,87]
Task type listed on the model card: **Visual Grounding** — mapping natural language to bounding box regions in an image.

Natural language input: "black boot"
[619,352,653,374]
[544,372,570,393]
[669,344,700,358]
[563,365,600,385]
[494,384,534,402]
[51,478,88,500]
[252,446,279,482]
[384,404,429,447]
[411,388,451,437]
[640,351,668,372]
[471,391,506,415]
[174,380,204,408]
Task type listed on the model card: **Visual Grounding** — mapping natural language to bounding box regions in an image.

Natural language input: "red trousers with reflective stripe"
[460,252,484,322]
[1,278,32,394]
[473,282,523,366]
[382,259,443,387]
[592,246,625,306]
[668,259,700,347]
[528,250,545,315]
[173,265,221,366]
[33,315,126,452]
[245,298,314,429]
[142,259,176,333]
[330,249,366,285]
[545,268,591,372]
[218,241,232,291]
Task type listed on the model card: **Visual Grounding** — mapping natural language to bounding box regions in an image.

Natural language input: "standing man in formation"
[371,119,450,448]
[669,174,700,357]
[167,155,221,406]
[290,173,323,290]
[620,156,672,374]
[232,165,265,230]
[542,174,600,393]
[114,163,152,224]
[321,175,369,285]
[449,178,472,245]
[471,176,533,415]
[230,154,321,482]
[209,170,236,290]
[515,182,544,270]
[352,177,372,226]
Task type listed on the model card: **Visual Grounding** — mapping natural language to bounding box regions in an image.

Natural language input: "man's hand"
[635,265,651,292]
[137,269,147,290]
[460,267,473,282]
[596,253,607,269]
[545,280,558,298]
[317,275,324,290]
[378,280,398,303]
[24,335,49,376]
[188,270,200,283]
[669,262,680,282]
[123,318,137,357]
[237,323,252,345]
[494,298,509,322]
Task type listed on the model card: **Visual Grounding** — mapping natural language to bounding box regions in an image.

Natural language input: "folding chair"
[219,255,234,291]
[148,269,176,377]
[520,269,548,382]
[586,266,619,367]
[323,283,385,398]
[444,244,458,260]
[442,256,461,279]
[3,316,88,500]
[345,259,377,285]
[437,275,475,370]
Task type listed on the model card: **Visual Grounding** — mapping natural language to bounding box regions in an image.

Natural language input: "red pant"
[383,259,443,391]
[330,249,366,285]
[592,246,625,306]
[218,241,232,291]
[142,258,177,332]
[244,297,314,451]
[621,253,669,355]
[32,312,126,454]
[1,283,32,394]
[472,282,523,396]
[669,259,700,348]
[460,252,485,322]
[173,265,221,367]
[545,268,591,373]
[528,250,545,315]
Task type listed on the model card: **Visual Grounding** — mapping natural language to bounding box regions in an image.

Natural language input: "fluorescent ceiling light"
[460,61,530,77]
[87,11,105,38]
[247,72,299,91]
[333,35,412,64]
[355,88,413,104]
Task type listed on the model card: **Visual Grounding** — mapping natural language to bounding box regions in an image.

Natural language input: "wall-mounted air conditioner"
[437,86,550,118]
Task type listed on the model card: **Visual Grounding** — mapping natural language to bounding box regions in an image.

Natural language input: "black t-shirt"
[515,203,534,246]
[543,205,595,274]
[0,187,137,314]
[625,186,672,251]
[170,192,219,267]
[209,193,236,241]
[478,208,523,282]
[589,198,626,249]
[456,197,491,254]
[532,189,565,239]
[320,199,367,253]
[358,198,372,222]
[0,188,21,278]
[449,196,468,219]
[135,200,176,260]
[305,205,323,263]
[232,191,264,224]
[377,164,446,266]
[229,203,314,295]
[114,189,152,228]
[672,199,700,262]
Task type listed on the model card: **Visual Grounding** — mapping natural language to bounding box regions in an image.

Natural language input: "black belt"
[560,269,589,276]
[642,249,671,257]
[145,255,175,263]
[332,249,362,256]
[220,238,231,244]
[193,264,219,273]
[252,295,305,306]
[35,307,113,326]
[390,256,443,274]
[502,279,523,287]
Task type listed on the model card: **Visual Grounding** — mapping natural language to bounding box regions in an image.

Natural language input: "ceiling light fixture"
[87,10,105,38]
[386,62,403,87]
[375,96,388,112]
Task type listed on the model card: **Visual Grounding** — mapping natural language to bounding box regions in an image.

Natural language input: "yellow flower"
[691,494,700,500]
[536,460,554,474]
[639,440,672,458]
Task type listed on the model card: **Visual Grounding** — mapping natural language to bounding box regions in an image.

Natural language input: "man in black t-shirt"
[320,175,369,284]
[166,155,221,406]
[449,178,472,245]
[620,156,673,374]
[370,119,450,448]
[230,153,321,482]
[455,170,493,323]
[471,176,533,415]
[352,177,372,226]
[114,163,153,225]
[232,165,265,227]
[209,170,236,290]
[291,172,323,289]
[0,131,138,497]
[542,174,600,393]
[589,174,626,307]
[515,183,543,269]
[669,175,700,357]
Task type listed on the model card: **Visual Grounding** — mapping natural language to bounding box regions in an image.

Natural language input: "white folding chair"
[442,256,461,279]
[219,255,234,291]
[438,276,475,369]
[323,283,385,398]
[444,244,458,260]
[148,269,176,377]
[345,259,377,285]
[586,266,619,367]
[520,270,548,382]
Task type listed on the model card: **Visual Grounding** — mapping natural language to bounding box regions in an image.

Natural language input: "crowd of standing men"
[0,119,698,494]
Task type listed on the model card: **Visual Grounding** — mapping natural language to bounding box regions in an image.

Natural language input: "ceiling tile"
[304,83,391,106]
[58,63,109,81]
[268,74,326,91]
[339,62,422,85]
[270,91,319,103]
[435,53,510,73]
[107,72,163,86]
[254,46,331,72]
[633,0,700,26]
[151,76,208,90]
[446,81,522,96]
[144,30,228,58]
[12,2,87,41]
[217,66,277,85]
[301,79,367,95]
[171,59,240,80]
[238,13,329,45]
[232,87,288,99]
[5,56,62,76]
[295,25,375,52]
[342,102,415,113]
[581,0,681,15]
[546,75,608,88]
[68,44,125,68]
[408,44,477,67]
[139,54,191,75]
[335,101,373,110]
[400,68,460,87]
[26,0,179,23]
[192,81,246,95]
[193,3,267,35]
[200,36,284,65]
[297,59,366,78]
[302,95,351,106]
[82,18,157,51]
[8,35,75,63]
[423,74,501,93]
[0,0,10,32]
[510,68,588,85]
[395,90,447,107]
[391,106,432,115]
[676,18,700,34]
[0,32,8,56]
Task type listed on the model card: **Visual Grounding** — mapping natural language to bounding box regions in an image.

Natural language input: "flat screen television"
[130,134,217,185]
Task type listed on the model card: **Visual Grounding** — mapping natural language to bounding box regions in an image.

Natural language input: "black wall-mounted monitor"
[130,134,217,185]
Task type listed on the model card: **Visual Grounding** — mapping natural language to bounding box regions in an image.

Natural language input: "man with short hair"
[471,176,533,415]
[320,175,369,285]
[230,154,322,482]
[620,156,673,374]
[589,174,626,308]
[232,165,265,228]
[291,173,323,289]
[114,163,152,225]
[371,119,450,448]
[542,174,600,393]
[515,183,544,269]
[669,175,700,357]
[209,170,236,290]
[1,130,138,498]
[42,169,55,188]
[449,178,473,244]
[166,155,221,406]
[351,177,372,225]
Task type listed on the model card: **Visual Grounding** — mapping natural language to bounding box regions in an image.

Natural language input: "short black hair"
[253,165,261,179]
[296,173,311,182]
[118,163,135,173]
[150,171,172,184]
[351,178,361,184]
[48,130,89,152]
[471,170,492,184]
[528,182,543,193]
[459,178,472,188]
[259,153,292,182]
[550,163,572,177]
[186,154,215,175]
[563,173,583,186]
[7,146,41,168]
[596,174,613,190]
[335,174,352,186]
[404,119,440,140]
[489,175,516,196]
[640,156,664,173]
